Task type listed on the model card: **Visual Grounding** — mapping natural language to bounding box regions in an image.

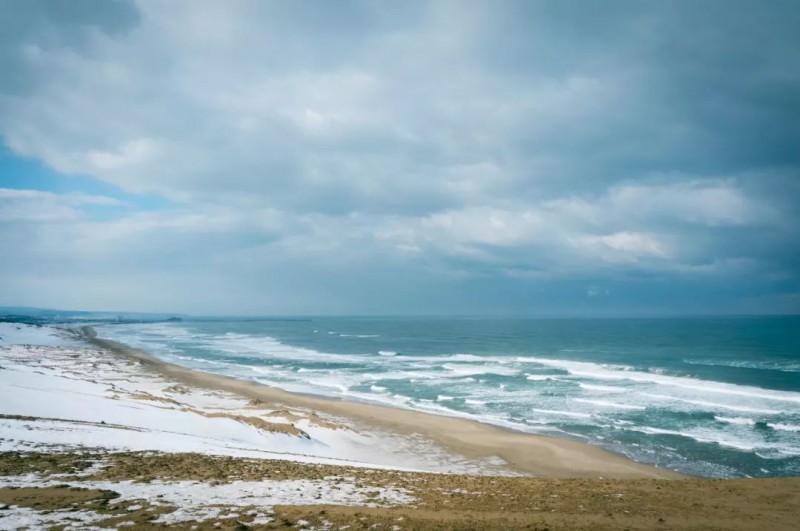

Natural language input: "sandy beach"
[84,327,680,480]
[1,323,798,529]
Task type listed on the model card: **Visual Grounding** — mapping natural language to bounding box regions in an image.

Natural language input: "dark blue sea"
[95,316,800,478]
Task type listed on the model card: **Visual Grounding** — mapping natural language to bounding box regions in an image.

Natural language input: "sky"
[1,0,799,316]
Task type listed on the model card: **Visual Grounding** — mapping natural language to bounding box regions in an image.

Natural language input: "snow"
[0,324,514,475]
[0,473,414,528]
[1,367,315,457]
[108,477,413,523]
[0,322,79,347]
[0,505,106,531]
[0,345,399,467]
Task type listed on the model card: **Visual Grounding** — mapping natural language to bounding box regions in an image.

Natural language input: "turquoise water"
[95,316,800,478]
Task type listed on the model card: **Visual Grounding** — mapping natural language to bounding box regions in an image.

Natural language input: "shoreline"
[4,322,800,528]
[82,326,682,479]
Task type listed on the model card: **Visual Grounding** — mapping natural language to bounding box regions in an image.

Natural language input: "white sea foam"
[574,398,645,411]
[684,358,800,373]
[406,400,537,434]
[338,391,414,410]
[173,355,230,367]
[626,426,799,456]
[445,353,487,362]
[768,423,800,432]
[378,350,398,356]
[715,416,757,426]
[517,356,800,405]
[578,383,627,393]
[307,379,350,394]
[442,363,518,377]
[437,395,456,401]
[531,408,593,419]
[642,393,782,415]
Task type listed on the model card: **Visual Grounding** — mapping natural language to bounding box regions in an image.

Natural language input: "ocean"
[94,316,800,478]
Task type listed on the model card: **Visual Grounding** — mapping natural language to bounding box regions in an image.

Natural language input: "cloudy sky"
[1,0,799,315]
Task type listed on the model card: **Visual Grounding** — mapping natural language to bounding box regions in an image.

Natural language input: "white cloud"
[0,1,798,313]
[0,0,648,210]
[0,188,122,222]
[607,179,777,226]
[572,231,670,264]
[88,137,157,171]
[545,179,778,228]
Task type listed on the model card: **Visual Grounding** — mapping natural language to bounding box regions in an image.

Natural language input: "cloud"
[573,232,669,264]
[0,0,799,314]
[0,188,122,222]
[543,178,781,233]
[5,1,797,209]
[88,138,157,171]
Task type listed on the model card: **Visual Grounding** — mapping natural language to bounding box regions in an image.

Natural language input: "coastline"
[3,322,799,529]
[83,326,681,479]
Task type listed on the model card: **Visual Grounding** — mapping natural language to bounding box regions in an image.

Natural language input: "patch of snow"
[0,474,415,526]
[0,323,79,347]
[0,505,107,530]
[0,341,516,475]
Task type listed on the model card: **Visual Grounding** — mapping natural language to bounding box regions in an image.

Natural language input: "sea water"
[95,316,800,478]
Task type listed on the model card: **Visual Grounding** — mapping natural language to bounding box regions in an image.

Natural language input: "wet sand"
[83,327,680,479]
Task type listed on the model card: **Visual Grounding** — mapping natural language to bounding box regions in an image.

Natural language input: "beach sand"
[84,328,680,480]
[1,323,798,529]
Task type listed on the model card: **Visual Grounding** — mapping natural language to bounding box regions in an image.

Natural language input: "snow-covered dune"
[0,323,511,475]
